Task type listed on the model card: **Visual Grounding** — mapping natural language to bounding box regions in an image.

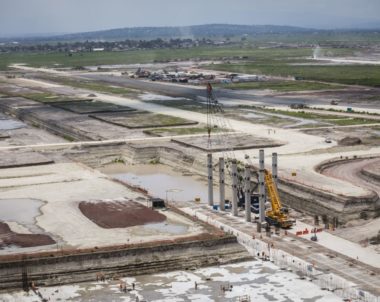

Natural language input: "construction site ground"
[0,60,379,300]
[0,162,208,255]
[1,260,343,302]
[180,203,380,297]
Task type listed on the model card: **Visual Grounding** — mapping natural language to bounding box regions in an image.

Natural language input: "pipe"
[219,157,225,211]
[231,159,238,216]
[207,153,213,206]
[244,165,251,222]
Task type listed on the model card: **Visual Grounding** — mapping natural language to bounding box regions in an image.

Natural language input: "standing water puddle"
[0,119,25,130]
[143,222,188,235]
[0,198,44,225]
[102,164,221,203]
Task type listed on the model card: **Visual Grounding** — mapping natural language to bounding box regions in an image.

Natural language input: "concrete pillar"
[231,159,238,216]
[219,157,225,211]
[259,149,266,224]
[244,165,251,222]
[207,153,213,206]
[272,152,278,187]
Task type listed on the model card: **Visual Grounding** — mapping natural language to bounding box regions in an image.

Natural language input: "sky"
[1,0,380,37]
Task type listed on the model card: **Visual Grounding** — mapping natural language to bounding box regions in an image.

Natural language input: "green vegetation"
[0,46,354,71]
[330,118,378,126]
[1,44,378,89]
[62,134,75,142]
[216,80,343,92]
[207,62,380,87]
[37,76,133,96]
[266,109,377,126]
[144,126,228,136]
[111,157,125,164]
[145,99,207,113]
[52,100,133,114]
[93,112,197,129]
[149,158,160,165]
[61,80,132,95]
[17,92,61,102]
[313,107,380,116]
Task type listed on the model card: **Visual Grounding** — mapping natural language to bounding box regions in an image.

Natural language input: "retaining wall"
[0,236,252,291]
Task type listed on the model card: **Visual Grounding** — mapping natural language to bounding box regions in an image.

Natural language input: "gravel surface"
[79,199,166,228]
[0,222,55,248]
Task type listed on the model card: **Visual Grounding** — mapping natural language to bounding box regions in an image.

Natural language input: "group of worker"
[119,282,135,293]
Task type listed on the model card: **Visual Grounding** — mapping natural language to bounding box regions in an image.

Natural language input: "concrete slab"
[172,133,284,152]
[91,111,198,129]
[0,151,53,169]
[52,100,136,114]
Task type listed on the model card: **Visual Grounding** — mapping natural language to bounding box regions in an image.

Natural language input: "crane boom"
[264,169,293,228]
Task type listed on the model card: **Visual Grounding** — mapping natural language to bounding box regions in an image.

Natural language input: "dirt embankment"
[319,157,380,196]
[0,222,55,248]
[79,200,166,228]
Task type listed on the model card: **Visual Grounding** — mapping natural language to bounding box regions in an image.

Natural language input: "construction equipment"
[264,169,293,229]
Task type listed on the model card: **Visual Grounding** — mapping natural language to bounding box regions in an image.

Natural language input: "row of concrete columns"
[207,150,278,223]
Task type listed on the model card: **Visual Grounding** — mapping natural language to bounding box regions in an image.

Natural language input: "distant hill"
[2,24,379,44]
[1,24,319,43]
[55,24,316,41]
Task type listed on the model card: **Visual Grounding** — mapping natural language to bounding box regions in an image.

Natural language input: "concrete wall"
[279,179,378,223]
[0,236,252,291]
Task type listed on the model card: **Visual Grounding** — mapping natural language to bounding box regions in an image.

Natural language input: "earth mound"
[79,199,166,228]
[338,136,362,146]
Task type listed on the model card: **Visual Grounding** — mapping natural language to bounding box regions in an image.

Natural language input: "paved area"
[1,261,343,302]
[180,203,380,298]
[289,221,380,268]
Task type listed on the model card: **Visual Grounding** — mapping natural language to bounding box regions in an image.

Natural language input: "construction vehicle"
[264,169,293,229]
[238,190,260,214]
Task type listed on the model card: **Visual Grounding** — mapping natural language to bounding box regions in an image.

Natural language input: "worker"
[194,281,198,290]
[132,283,135,290]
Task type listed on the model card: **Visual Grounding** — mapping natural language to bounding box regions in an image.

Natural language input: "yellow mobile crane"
[264,170,293,228]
